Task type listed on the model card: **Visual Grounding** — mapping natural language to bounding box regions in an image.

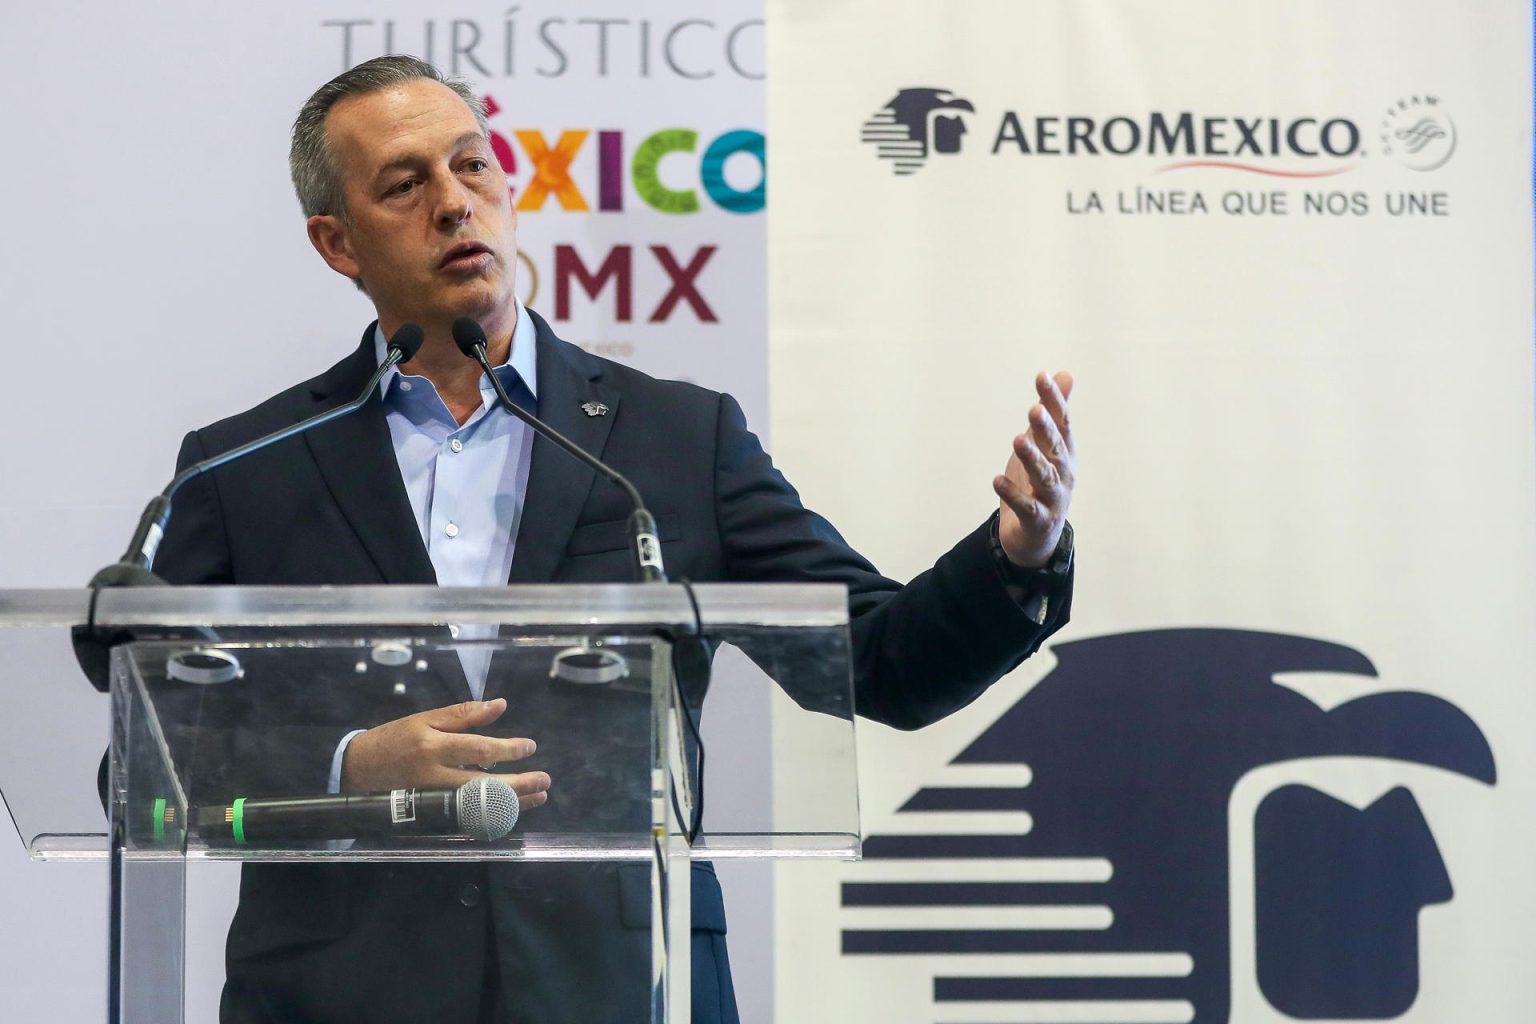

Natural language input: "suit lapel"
[301,326,438,586]
[508,310,619,584]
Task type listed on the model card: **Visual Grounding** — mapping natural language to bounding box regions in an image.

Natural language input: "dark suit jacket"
[153,309,1071,1023]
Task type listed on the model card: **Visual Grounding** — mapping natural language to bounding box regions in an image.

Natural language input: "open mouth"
[440,241,493,270]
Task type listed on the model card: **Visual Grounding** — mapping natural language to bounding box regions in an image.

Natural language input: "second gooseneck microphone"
[73,324,427,692]
[450,316,667,583]
[109,323,427,577]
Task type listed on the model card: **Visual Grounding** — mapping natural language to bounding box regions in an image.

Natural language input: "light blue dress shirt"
[328,301,539,792]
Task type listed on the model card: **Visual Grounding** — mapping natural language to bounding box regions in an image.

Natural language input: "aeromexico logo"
[863,89,1455,177]
[841,629,1495,1023]
[860,88,976,176]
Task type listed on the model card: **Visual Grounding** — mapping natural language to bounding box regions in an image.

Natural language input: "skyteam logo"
[861,88,975,175]
[1380,96,1457,171]
[842,629,1496,1023]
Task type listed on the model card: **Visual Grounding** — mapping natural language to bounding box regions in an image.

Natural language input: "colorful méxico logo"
[484,96,765,215]
[474,95,763,324]
[860,88,976,175]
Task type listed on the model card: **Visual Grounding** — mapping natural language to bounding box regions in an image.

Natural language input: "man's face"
[307,79,517,330]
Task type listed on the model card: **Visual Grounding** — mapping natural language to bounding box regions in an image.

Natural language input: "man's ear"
[306,215,362,283]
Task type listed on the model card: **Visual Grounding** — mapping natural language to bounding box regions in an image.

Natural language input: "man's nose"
[435,178,473,228]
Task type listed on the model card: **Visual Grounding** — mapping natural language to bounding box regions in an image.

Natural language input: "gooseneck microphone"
[450,316,667,583]
[191,776,520,844]
[108,322,426,578]
[74,323,426,691]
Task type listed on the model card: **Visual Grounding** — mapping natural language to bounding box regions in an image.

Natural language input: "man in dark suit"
[155,55,1077,1023]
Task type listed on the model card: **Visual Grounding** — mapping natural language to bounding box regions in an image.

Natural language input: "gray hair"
[290,54,490,221]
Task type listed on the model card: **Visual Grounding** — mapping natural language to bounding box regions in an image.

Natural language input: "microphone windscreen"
[389,323,425,363]
[451,316,488,359]
[456,776,519,841]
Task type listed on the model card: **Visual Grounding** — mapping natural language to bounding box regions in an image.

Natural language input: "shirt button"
[445,522,460,538]
[398,380,413,392]
[450,438,464,453]
[458,882,482,908]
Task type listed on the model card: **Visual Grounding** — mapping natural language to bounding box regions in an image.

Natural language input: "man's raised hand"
[340,698,550,810]
[993,371,1076,568]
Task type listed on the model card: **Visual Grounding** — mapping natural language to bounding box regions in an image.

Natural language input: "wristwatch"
[988,513,1074,625]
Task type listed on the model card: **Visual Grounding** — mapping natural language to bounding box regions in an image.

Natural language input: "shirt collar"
[372,297,539,401]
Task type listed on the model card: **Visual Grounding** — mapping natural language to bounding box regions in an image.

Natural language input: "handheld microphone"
[74,324,425,691]
[190,776,519,844]
[450,316,667,583]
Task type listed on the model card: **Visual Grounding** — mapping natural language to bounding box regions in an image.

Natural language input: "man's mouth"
[440,241,494,271]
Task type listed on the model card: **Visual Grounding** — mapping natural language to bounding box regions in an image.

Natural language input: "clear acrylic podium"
[0,584,861,1024]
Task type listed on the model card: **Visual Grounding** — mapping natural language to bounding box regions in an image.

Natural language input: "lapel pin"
[580,402,609,417]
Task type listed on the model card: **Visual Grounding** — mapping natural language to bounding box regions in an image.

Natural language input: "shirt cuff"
[328,729,367,795]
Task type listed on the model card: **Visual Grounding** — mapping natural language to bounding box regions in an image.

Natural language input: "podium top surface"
[0,583,849,630]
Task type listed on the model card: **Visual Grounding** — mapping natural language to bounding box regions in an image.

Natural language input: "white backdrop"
[2,2,768,1019]
[768,2,1536,1022]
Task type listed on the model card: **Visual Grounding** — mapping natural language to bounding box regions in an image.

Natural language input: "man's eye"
[464,159,488,172]
[391,179,417,195]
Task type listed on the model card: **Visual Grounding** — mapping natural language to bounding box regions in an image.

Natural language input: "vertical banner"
[769,2,1536,1023]
[3,2,766,1019]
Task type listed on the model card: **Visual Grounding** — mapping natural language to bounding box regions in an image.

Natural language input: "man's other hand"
[340,698,551,811]
[994,371,1076,568]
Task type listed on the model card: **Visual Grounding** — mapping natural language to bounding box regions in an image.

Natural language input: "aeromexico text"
[992,111,1360,158]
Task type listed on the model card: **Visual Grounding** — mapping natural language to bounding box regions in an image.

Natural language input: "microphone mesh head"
[456,777,519,841]
[450,316,488,359]
[389,323,425,363]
